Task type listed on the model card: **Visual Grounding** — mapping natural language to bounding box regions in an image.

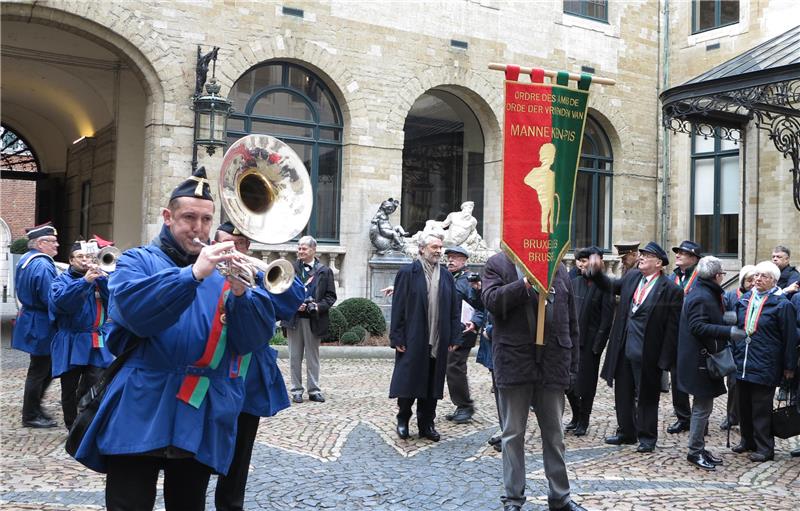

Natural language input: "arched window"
[227,62,344,242]
[401,90,485,235]
[572,116,613,250]
[1,124,40,175]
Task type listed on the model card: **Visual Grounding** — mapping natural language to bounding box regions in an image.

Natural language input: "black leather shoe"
[564,417,578,431]
[791,448,800,458]
[719,419,738,430]
[636,443,655,453]
[419,426,440,442]
[667,420,690,434]
[308,392,325,403]
[451,408,473,424]
[605,434,637,445]
[573,423,588,437]
[396,418,409,439]
[732,443,753,454]
[291,393,303,404]
[702,449,723,465]
[550,501,587,511]
[487,435,502,446]
[748,452,774,462]
[22,416,57,429]
[503,505,521,511]
[687,453,715,470]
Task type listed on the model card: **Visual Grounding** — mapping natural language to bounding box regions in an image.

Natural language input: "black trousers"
[59,365,103,429]
[215,412,261,511]
[397,356,438,430]
[614,356,660,445]
[22,354,53,421]
[726,375,740,424]
[737,380,775,455]
[106,454,212,511]
[446,338,475,411]
[670,368,691,424]
[567,348,602,426]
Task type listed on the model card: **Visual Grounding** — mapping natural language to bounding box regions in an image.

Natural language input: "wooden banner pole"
[488,63,616,86]
[536,294,546,346]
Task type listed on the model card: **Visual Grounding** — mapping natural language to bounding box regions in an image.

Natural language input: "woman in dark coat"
[677,256,742,471]
[732,261,798,462]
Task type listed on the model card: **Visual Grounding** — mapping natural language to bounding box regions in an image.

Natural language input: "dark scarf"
[151,224,200,267]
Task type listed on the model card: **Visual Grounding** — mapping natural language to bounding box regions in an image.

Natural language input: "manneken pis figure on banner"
[71,167,278,511]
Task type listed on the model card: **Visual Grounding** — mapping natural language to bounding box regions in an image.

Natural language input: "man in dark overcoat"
[566,246,614,436]
[482,252,585,511]
[587,241,683,453]
[389,233,461,442]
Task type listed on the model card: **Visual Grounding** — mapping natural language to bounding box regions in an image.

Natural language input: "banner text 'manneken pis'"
[509,124,577,142]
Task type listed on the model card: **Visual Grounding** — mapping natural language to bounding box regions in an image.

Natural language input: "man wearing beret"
[71,167,279,511]
[49,238,114,430]
[443,245,485,425]
[586,242,683,453]
[12,222,60,428]
[666,240,703,434]
[213,222,305,511]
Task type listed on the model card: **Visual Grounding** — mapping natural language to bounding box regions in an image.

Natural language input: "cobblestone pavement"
[1,337,799,510]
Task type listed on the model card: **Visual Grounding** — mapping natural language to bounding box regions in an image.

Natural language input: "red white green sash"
[744,291,768,336]
[177,282,232,408]
[674,268,698,295]
[91,284,106,349]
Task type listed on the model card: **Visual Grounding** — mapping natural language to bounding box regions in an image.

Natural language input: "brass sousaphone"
[216,134,313,293]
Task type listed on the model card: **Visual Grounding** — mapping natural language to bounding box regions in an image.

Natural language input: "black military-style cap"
[170,166,213,202]
[26,221,57,240]
[640,241,670,267]
[671,240,702,258]
[216,221,243,236]
[613,240,640,256]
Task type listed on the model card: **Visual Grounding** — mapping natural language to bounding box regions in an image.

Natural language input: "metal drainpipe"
[659,0,671,248]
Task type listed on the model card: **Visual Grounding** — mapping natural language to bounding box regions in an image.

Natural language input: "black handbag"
[65,337,141,457]
[705,342,736,379]
[772,386,800,440]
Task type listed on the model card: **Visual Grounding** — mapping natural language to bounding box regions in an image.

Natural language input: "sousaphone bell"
[216,134,313,293]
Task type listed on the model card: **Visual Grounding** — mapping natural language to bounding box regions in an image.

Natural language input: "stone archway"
[1,4,166,250]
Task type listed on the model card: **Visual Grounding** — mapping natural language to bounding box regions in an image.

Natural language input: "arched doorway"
[401,90,485,236]
[1,14,150,256]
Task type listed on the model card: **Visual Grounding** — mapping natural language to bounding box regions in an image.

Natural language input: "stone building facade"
[1,0,796,299]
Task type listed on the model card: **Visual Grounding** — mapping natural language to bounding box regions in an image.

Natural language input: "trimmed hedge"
[322,307,348,343]
[10,238,28,254]
[340,330,361,345]
[346,325,368,344]
[336,298,386,336]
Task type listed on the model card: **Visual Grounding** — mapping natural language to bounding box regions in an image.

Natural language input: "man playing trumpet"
[49,238,115,430]
[71,167,280,511]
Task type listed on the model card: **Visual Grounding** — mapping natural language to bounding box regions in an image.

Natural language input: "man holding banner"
[483,64,597,511]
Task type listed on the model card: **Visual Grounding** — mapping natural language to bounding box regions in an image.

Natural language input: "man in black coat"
[587,241,683,453]
[773,245,800,295]
[482,252,585,511]
[285,235,337,403]
[566,246,614,436]
[666,240,703,434]
[389,233,461,442]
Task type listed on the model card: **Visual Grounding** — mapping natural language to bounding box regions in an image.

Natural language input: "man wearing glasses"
[586,242,683,453]
[12,222,60,428]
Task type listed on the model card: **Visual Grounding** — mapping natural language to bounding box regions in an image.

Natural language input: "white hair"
[754,260,780,282]
[697,256,722,280]
[298,235,317,249]
[418,233,444,250]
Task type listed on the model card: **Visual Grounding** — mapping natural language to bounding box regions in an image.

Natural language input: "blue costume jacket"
[73,242,277,475]
[240,275,304,417]
[12,250,56,356]
[49,268,114,377]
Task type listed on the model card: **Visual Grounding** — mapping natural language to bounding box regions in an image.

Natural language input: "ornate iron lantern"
[191,46,232,170]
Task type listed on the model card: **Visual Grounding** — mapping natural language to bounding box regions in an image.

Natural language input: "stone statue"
[404,201,495,262]
[195,46,219,97]
[369,198,407,255]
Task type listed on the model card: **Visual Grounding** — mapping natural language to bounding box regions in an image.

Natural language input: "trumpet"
[193,238,296,294]
[80,241,121,274]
